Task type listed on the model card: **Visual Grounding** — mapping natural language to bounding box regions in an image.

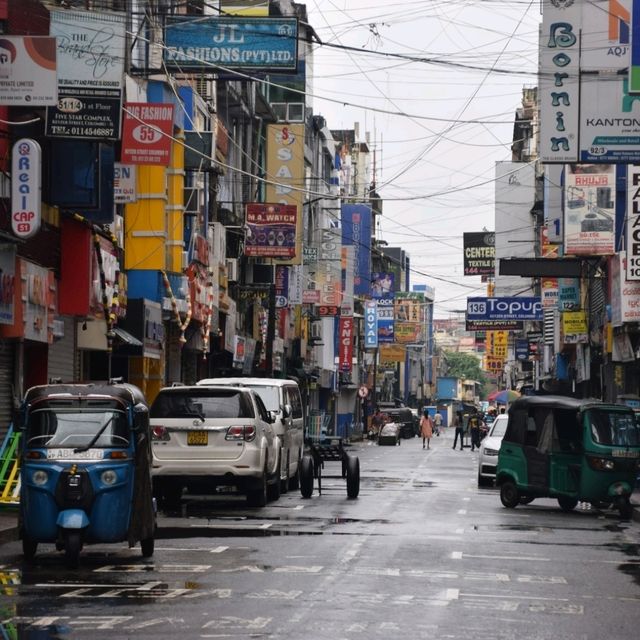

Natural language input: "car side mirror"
[282,404,292,420]
[269,410,277,424]
[132,402,149,431]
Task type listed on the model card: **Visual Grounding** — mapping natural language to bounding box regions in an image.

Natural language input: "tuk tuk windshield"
[586,408,640,447]
[26,409,130,449]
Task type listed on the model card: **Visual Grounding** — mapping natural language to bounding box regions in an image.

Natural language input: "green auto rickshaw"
[496,395,640,519]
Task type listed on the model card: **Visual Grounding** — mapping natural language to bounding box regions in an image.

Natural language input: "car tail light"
[225,425,256,441]
[152,426,170,441]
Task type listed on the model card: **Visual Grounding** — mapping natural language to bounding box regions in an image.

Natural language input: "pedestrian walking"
[433,411,442,436]
[419,410,433,449]
[370,407,385,439]
[468,412,482,451]
[452,410,465,450]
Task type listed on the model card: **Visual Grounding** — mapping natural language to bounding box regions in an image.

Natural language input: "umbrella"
[488,389,520,404]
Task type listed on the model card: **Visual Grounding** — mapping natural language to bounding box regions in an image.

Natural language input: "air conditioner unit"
[287,103,304,122]
[270,103,287,121]
[310,322,322,339]
[226,258,239,282]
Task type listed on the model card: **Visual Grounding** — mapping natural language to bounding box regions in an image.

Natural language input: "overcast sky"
[303,0,541,318]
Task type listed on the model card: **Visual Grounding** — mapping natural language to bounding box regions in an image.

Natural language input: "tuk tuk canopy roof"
[24,382,148,409]
[507,395,609,413]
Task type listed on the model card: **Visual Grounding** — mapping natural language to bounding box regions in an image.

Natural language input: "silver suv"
[150,385,280,507]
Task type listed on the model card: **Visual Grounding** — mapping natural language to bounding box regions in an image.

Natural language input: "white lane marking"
[260,523,272,530]
[94,564,211,573]
[464,554,549,562]
[462,497,471,501]
[451,551,463,560]
[210,546,229,553]
[457,509,467,515]
[293,505,304,510]
[455,528,464,534]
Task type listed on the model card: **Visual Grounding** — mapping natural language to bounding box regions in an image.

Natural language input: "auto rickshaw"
[496,395,640,519]
[17,381,156,565]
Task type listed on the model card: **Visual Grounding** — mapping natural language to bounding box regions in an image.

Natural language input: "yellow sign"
[562,310,588,335]
[265,124,304,265]
[379,344,406,363]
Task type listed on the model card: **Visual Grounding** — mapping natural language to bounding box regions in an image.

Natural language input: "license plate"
[187,431,208,446]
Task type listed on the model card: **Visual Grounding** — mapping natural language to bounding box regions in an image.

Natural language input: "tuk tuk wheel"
[519,496,535,505]
[64,531,82,568]
[557,496,578,512]
[617,498,633,520]
[346,455,360,499]
[22,536,37,561]
[141,537,154,558]
[299,455,314,498]
[500,481,519,509]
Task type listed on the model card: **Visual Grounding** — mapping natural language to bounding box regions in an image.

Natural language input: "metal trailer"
[299,438,360,499]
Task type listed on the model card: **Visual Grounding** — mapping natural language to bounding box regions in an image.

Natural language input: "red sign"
[121,103,174,166]
[317,305,339,316]
[244,203,297,258]
[339,317,353,373]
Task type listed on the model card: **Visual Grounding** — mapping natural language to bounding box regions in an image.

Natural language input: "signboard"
[558,277,581,310]
[47,11,125,140]
[611,251,640,325]
[0,36,57,105]
[466,297,542,321]
[164,17,298,71]
[11,139,42,239]
[562,310,588,343]
[371,272,394,298]
[515,339,529,361]
[316,228,342,306]
[379,344,406,365]
[245,204,297,258]
[377,297,394,343]
[338,316,353,373]
[341,203,372,295]
[0,244,16,325]
[564,164,615,255]
[627,164,640,280]
[364,301,377,349]
[121,103,174,166]
[466,319,523,332]
[114,163,137,203]
[463,232,495,276]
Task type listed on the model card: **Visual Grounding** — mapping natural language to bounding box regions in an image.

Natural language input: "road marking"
[462,497,471,501]
[455,528,464,534]
[457,509,467,515]
[210,546,229,553]
[451,551,463,559]
[94,564,211,573]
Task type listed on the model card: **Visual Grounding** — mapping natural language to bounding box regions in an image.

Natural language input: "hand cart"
[299,437,360,499]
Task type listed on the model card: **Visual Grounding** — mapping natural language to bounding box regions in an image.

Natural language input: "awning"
[112,327,143,347]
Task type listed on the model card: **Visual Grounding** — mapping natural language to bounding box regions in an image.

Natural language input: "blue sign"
[364,301,378,349]
[466,297,542,321]
[341,203,372,296]
[164,17,298,71]
[515,339,528,361]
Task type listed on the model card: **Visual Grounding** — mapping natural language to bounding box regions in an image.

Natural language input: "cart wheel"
[64,531,82,568]
[141,537,154,558]
[341,457,348,478]
[557,496,578,512]
[300,455,314,498]
[500,480,519,509]
[346,455,360,499]
[22,535,38,561]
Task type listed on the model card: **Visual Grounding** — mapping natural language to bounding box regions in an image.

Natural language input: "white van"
[196,377,305,491]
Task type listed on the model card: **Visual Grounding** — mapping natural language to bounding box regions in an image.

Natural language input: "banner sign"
[466,319,523,332]
[377,297,394,343]
[558,277,581,311]
[466,297,542,321]
[341,203,372,295]
[394,292,425,344]
[463,232,495,276]
[11,139,42,239]
[564,164,615,255]
[379,344,406,364]
[371,272,394,298]
[364,300,378,349]
[113,163,137,203]
[338,316,353,373]
[627,164,640,280]
[245,204,297,258]
[562,310,588,343]
[164,17,298,71]
[0,36,57,105]
[0,244,16,325]
[515,339,529,361]
[121,103,174,166]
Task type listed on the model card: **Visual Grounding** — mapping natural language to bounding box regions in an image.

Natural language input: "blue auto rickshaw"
[17,381,156,565]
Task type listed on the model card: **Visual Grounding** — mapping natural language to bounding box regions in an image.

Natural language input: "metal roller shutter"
[48,317,77,383]
[0,340,15,440]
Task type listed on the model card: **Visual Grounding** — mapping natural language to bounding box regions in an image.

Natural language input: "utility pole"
[265,282,276,377]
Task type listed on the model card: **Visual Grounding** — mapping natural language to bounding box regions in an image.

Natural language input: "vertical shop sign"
[626,164,640,279]
[364,300,378,349]
[0,244,16,325]
[11,138,42,239]
[339,316,353,373]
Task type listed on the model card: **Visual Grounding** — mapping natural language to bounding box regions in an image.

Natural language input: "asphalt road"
[1,429,639,639]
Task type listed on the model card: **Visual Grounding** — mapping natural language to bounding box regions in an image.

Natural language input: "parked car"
[150,385,281,507]
[378,404,416,438]
[477,414,508,487]
[378,422,401,446]
[197,377,304,492]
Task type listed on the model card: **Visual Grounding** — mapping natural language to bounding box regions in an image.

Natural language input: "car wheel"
[346,455,360,499]
[22,534,38,561]
[500,480,519,508]
[300,455,314,498]
[267,456,281,502]
[64,531,82,568]
[247,468,268,507]
[519,496,534,505]
[557,496,578,512]
[140,537,154,558]
[288,455,301,491]
[280,452,290,494]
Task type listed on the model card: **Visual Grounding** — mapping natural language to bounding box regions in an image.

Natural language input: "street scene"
[2,427,639,639]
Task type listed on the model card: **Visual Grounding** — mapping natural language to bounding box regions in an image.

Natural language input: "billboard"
[164,17,298,71]
[463,232,495,276]
[265,124,304,265]
[121,103,174,166]
[0,36,57,105]
[564,164,615,255]
[245,203,297,258]
[467,297,543,322]
[341,203,372,296]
